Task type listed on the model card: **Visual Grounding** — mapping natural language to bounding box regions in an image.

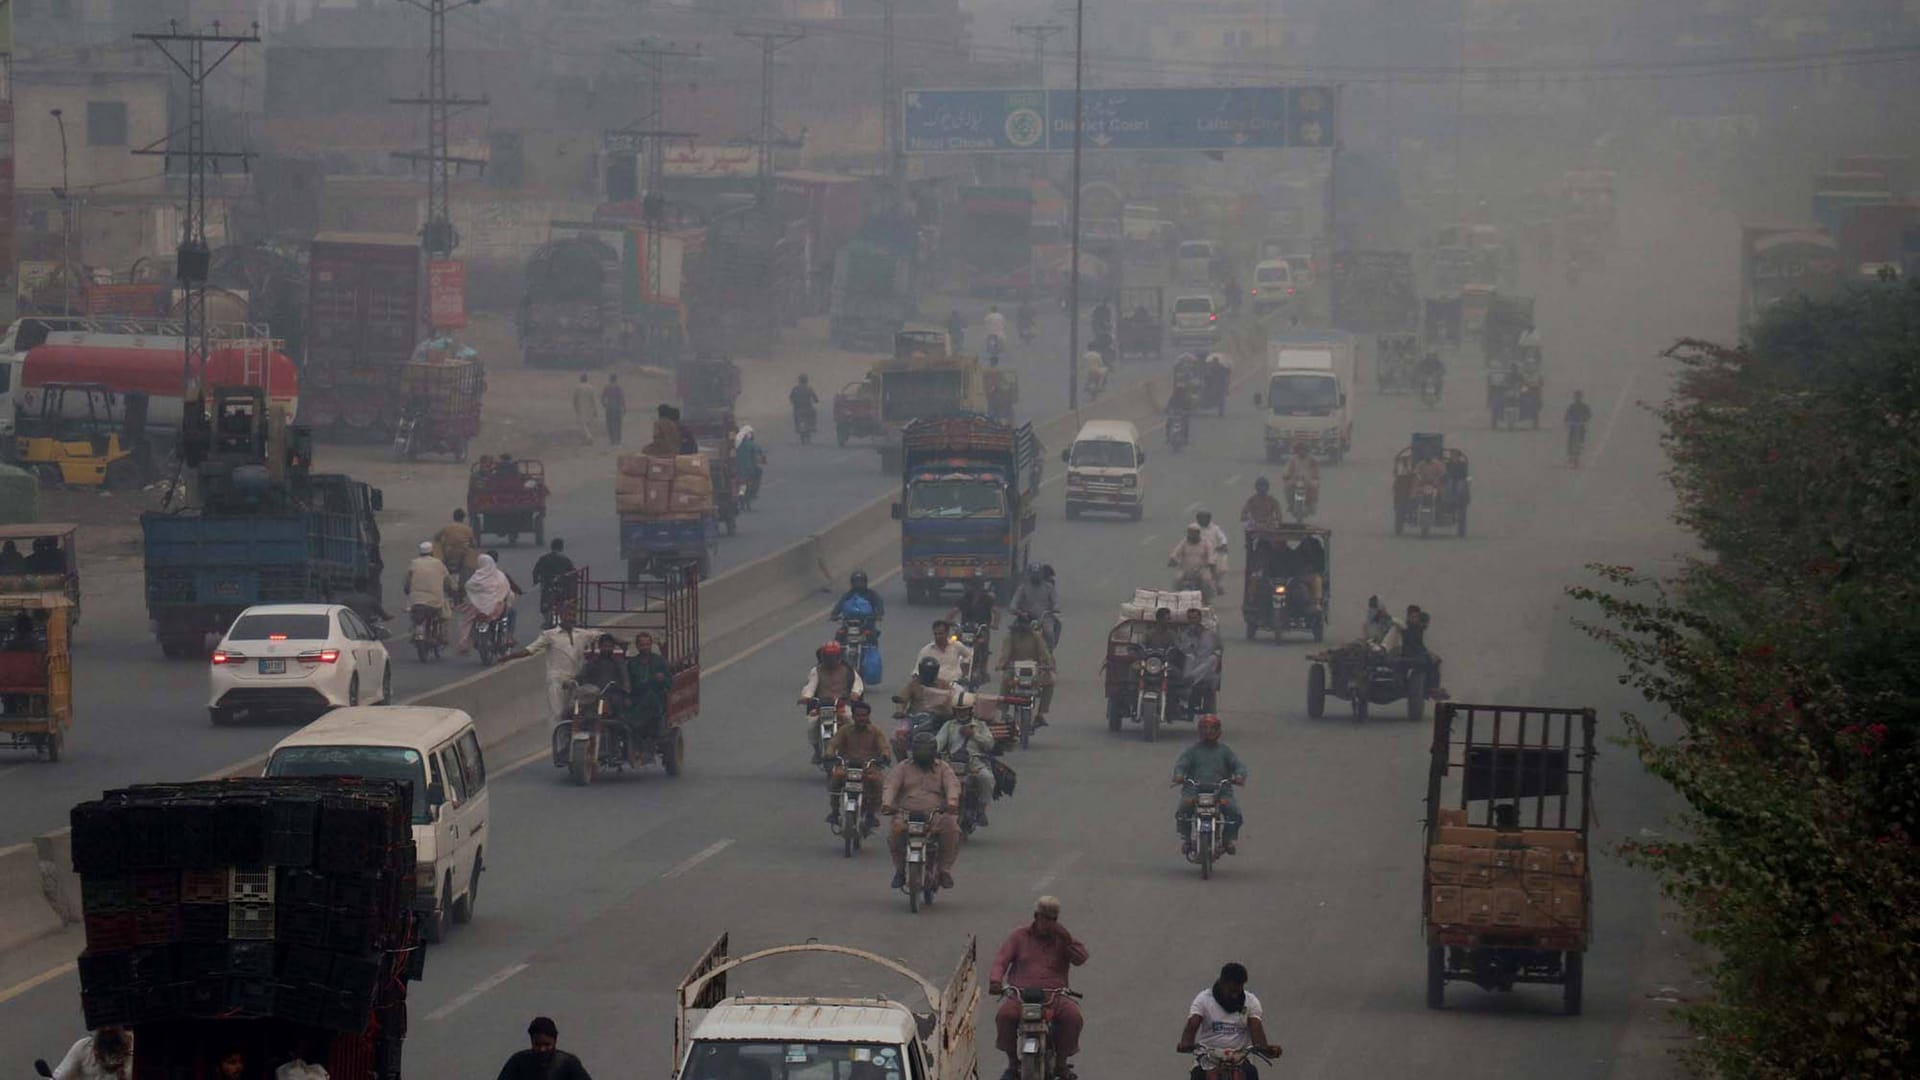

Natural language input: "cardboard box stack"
[1426,807,1587,933]
[615,452,715,517]
[69,778,421,1077]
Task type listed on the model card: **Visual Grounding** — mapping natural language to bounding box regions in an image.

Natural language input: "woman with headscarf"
[733,424,766,502]
[457,554,513,654]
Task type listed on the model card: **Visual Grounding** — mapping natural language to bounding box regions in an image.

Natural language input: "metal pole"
[881,0,899,190]
[51,108,69,316]
[1066,0,1084,410]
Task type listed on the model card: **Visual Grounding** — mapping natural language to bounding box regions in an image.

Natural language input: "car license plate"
[258,659,286,674]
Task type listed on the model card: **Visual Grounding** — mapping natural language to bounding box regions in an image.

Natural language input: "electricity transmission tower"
[735,26,805,208]
[614,40,699,304]
[392,0,488,257]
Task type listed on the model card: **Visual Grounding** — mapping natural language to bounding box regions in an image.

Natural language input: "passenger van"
[1177,240,1219,288]
[1062,419,1146,520]
[265,706,488,943]
[1251,260,1296,314]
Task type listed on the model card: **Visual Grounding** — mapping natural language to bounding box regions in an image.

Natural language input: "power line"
[392,0,489,260]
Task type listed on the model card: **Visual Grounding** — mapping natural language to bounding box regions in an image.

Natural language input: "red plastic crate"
[83,912,137,952]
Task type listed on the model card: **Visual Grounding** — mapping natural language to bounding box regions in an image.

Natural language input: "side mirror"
[370,488,385,512]
[1136,451,1146,465]
[1252,393,1263,406]
[36,1061,53,1079]
[1339,393,1348,407]
[427,782,446,809]
[890,502,903,520]
[373,624,391,641]
[1059,448,1070,464]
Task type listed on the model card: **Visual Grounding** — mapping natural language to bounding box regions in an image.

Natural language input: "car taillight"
[1209,314,1217,321]
[211,651,238,665]
[297,649,340,664]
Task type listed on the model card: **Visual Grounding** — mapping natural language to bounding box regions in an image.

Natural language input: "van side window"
[453,728,486,792]
[437,747,466,806]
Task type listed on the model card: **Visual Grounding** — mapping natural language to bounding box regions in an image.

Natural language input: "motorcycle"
[392,413,420,460]
[1174,567,1217,605]
[1084,364,1107,401]
[552,680,629,787]
[950,749,989,836]
[1414,485,1440,538]
[1286,482,1313,523]
[835,615,878,681]
[1567,421,1588,468]
[890,710,943,761]
[409,603,446,662]
[1017,312,1037,343]
[1190,1047,1274,1080]
[1004,985,1083,1080]
[805,696,849,772]
[1184,779,1235,879]
[986,333,1005,362]
[794,401,817,444]
[1166,411,1190,452]
[1007,660,1042,748]
[1134,645,1175,743]
[538,572,576,629]
[898,810,944,912]
[829,756,880,856]
[472,609,512,666]
[1420,373,1443,409]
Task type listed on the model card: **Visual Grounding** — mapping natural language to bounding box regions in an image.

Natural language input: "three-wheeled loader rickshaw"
[1306,634,1446,723]
[1241,524,1331,642]
[1393,433,1471,538]
[0,592,73,762]
[467,458,549,545]
[0,523,82,626]
[1103,593,1221,741]
[1375,332,1421,393]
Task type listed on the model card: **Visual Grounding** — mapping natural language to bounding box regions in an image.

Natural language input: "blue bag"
[859,643,884,685]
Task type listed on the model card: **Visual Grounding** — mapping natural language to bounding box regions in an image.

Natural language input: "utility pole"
[133,20,258,443]
[1067,0,1085,409]
[1013,22,1063,86]
[49,108,71,316]
[735,25,805,209]
[616,40,700,321]
[880,0,900,191]
[391,0,489,259]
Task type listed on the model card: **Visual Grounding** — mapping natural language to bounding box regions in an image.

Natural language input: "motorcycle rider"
[1172,714,1247,856]
[936,711,997,827]
[800,642,866,763]
[984,305,1007,354]
[990,896,1089,1080]
[624,631,673,742]
[1382,604,1443,687]
[1240,477,1283,529]
[531,538,575,626]
[916,620,970,685]
[1091,297,1114,340]
[1178,607,1222,713]
[1143,606,1183,651]
[1415,350,1446,393]
[946,309,966,353]
[950,577,998,630]
[733,425,767,500]
[1363,595,1394,643]
[1016,297,1037,340]
[1009,564,1059,635]
[504,609,589,722]
[895,655,962,726]
[1168,524,1218,603]
[998,611,1057,727]
[1194,510,1230,584]
[1564,390,1593,458]
[830,569,887,622]
[434,507,479,578]
[575,634,629,697]
[1281,442,1320,515]
[404,540,455,647]
[883,730,963,889]
[790,374,819,433]
[1177,962,1284,1076]
[1082,349,1109,397]
[826,698,892,830]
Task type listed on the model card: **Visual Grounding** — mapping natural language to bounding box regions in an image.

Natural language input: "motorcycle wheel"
[907,862,922,913]
[1144,696,1161,742]
[568,738,596,786]
[1019,708,1032,749]
[1420,513,1432,540]
[415,638,432,663]
[844,820,857,858]
[1200,825,1213,880]
[1307,664,1327,718]
[1352,687,1370,723]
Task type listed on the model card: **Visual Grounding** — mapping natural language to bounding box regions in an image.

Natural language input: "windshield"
[266,746,429,824]
[908,479,1006,519]
[1173,298,1213,315]
[1268,374,1340,413]
[1255,267,1290,286]
[227,613,332,641]
[1070,440,1135,468]
[1179,242,1213,259]
[683,1041,906,1080]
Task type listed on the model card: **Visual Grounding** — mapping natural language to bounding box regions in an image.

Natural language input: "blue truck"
[891,414,1042,605]
[620,515,718,584]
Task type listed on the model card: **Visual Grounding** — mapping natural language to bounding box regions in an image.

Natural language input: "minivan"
[1177,240,1218,287]
[1062,419,1146,520]
[1252,260,1296,314]
[266,706,489,944]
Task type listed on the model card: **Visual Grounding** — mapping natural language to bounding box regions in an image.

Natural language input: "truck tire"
[1426,946,1446,1009]
[837,424,850,447]
[534,514,546,546]
[1406,670,1428,724]
[1457,504,1469,538]
[1563,951,1584,1016]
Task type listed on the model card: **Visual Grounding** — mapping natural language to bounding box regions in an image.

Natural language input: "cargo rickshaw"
[678,355,742,438]
[0,523,82,625]
[1375,332,1421,393]
[1103,591,1221,742]
[550,568,700,785]
[394,350,485,461]
[1393,433,1471,538]
[833,380,885,446]
[1241,524,1331,642]
[0,592,73,762]
[1305,634,1446,723]
[467,457,549,545]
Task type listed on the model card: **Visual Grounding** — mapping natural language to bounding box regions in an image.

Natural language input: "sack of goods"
[67,778,423,1073]
[1121,588,1211,623]
[615,452,715,516]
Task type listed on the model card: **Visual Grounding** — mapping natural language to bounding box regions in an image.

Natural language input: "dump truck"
[673,933,977,1080]
[892,414,1042,605]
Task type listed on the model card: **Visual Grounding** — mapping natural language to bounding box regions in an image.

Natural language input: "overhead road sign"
[902,86,1336,154]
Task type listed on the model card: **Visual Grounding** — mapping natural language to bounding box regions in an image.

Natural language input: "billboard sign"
[903,86,1335,154]
[427,259,467,330]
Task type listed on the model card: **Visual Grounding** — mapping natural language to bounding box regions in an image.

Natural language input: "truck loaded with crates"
[615,451,719,582]
[302,234,424,437]
[892,414,1042,605]
[62,777,422,1078]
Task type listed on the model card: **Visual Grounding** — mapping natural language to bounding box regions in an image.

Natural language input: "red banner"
[427,259,466,330]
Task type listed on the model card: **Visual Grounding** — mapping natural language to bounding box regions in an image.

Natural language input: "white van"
[1177,240,1218,287]
[265,706,489,943]
[1062,419,1146,520]
[1251,260,1296,314]
[1261,333,1356,463]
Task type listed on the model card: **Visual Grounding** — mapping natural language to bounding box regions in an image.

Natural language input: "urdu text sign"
[903,87,1335,154]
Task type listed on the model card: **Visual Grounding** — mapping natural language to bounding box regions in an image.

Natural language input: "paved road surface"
[0,303,1147,844]
[0,173,1736,1076]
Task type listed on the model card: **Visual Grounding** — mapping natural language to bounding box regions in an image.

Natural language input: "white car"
[209,603,392,725]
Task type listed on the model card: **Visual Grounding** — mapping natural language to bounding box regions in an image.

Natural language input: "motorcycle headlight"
[1146,657,1165,674]
[1274,585,1287,597]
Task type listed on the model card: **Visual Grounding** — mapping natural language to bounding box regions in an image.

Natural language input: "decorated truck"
[892,414,1042,605]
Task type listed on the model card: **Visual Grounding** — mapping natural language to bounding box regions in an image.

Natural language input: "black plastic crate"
[375,997,409,1039]
[221,795,272,866]
[227,977,277,1017]
[126,944,175,986]
[76,949,131,989]
[321,987,373,1034]
[132,906,180,944]
[83,912,137,952]
[177,942,226,979]
[325,909,378,953]
[275,902,329,948]
[127,982,178,1025]
[70,802,127,876]
[123,804,168,867]
[267,795,321,867]
[180,976,228,1017]
[163,798,221,868]
[279,979,329,1025]
[278,868,329,907]
[130,869,179,907]
[331,951,383,995]
[227,940,276,978]
[81,991,129,1030]
[179,902,228,943]
[282,944,333,984]
[329,874,382,915]
[80,875,131,915]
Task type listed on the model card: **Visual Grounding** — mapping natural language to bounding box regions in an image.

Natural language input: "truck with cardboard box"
[1422,702,1595,1015]
[615,452,720,582]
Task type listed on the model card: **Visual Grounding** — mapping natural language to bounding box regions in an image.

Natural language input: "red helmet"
[818,641,845,662]
[1198,714,1223,737]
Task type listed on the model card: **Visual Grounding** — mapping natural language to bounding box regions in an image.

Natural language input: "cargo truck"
[303,234,424,435]
[892,414,1042,604]
[830,241,915,351]
[673,933,977,1080]
[520,234,627,370]
[955,186,1035,298]
[1259,330,1356,464]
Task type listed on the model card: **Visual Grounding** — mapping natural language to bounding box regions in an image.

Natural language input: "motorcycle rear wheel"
[569,738,596,786]
[1200,826,1214,880]
[907,862,923,913]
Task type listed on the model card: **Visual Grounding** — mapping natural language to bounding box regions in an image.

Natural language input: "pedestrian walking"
[601,373,627,446]
[570,374,599,446]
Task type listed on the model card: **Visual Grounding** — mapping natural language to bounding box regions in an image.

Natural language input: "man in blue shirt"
[1172,714,1248,855]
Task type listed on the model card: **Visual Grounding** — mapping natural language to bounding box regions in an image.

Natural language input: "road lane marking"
[1034,851,1083,892]
[0,959,75,1005]
[1224,474,1241,486]
[1138,534,1158,547]
[425,962,529,1022]
[664,838,734,879]
[494,746,550,779]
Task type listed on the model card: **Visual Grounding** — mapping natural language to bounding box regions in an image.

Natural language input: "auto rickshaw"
[14,382,138,488]
[1242,524,1332,642]
[0,593,73,762]
[1103,600,1221,741]
[1306,632,1446,723]
[467,458,549,545]
[1393,434,1471,538]
[833,380,884,446]
[0,524,82,627]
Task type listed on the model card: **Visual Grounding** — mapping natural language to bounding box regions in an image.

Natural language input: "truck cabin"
[893,329,952,364]
[680,1000,925,1080]
[1263,370,1341,417]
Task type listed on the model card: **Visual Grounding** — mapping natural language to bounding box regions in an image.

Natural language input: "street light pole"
[1066,0,1084,410]
[50,108,71,316]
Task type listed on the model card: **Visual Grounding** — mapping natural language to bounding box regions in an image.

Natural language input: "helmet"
[910,730,938,764]
[818,641,845,663]
[1255,477,1271,493]
[1026,564,1043,583]
[916,656,942,684]
[1198,714,1223,738]
[849,570,868,591]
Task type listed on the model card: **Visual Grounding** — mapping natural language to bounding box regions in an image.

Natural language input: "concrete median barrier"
[0,840,66,955]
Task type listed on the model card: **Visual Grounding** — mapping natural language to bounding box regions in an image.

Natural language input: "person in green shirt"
[624,631,674,741]
[1171,714,1247,855]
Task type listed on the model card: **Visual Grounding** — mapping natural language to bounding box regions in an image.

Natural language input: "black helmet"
[1255,477,1271,493]
[849,570,868,590]
[910,730,938,764]
[917,656,942,684]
